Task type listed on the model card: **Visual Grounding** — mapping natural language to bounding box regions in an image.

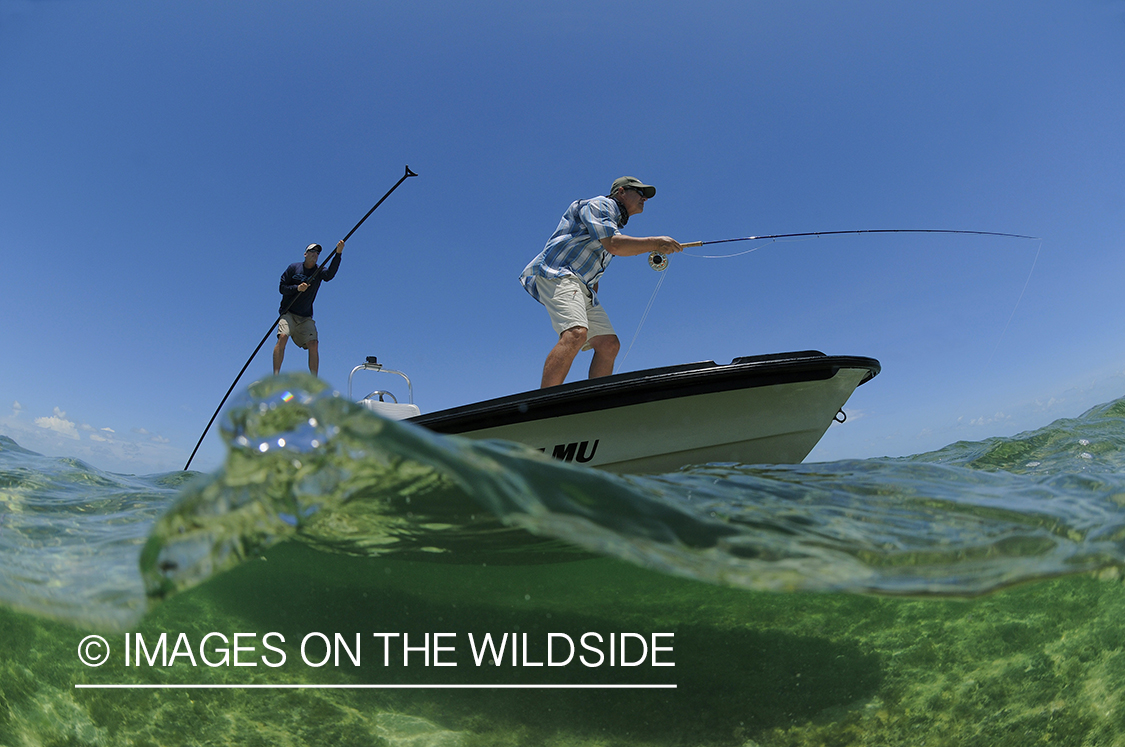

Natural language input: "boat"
[349,351,881,474]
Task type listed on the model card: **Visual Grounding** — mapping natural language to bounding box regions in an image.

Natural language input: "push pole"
[183,166,418,470]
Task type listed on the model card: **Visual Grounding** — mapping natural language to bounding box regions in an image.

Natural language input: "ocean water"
[4,374,1125,746]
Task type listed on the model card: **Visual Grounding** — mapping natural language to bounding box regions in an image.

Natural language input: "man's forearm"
[602,235,681,257]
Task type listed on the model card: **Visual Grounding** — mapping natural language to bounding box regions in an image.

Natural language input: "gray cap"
[610,176,655,199]
[305,243,322,254]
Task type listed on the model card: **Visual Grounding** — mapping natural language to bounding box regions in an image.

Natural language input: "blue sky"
[2,0,1124,474]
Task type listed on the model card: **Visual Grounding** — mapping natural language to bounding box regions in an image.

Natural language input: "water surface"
[3,374,1125,745]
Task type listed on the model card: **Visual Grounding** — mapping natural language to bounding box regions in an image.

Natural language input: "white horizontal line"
[75,683,676,690]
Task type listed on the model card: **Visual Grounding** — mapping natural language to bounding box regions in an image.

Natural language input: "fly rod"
[647,228,1040,270]
[183,165,418,471]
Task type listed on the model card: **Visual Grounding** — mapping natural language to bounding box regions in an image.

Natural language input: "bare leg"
[273,335,289,374]
[307,340,319,377]
[541,327,588,388]
[587,334,621,379]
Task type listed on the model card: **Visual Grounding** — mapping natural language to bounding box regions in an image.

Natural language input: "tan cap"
[610,176,655,199]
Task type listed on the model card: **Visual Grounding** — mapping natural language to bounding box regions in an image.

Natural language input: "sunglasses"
[627,186,648,198]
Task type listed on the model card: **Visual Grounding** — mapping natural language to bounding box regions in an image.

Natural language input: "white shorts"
[535,275,615,351]
[278,313,318,349]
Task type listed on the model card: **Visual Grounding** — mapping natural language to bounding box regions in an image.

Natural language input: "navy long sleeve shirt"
[278,252,341,317]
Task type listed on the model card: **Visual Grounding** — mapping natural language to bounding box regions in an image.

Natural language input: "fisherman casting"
[519,176,683,388]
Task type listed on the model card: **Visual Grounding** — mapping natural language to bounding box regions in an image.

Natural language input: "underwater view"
[5,374,1125,746]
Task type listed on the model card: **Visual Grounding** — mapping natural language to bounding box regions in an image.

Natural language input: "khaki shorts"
[535,275,615,351]
[278,313,318,349]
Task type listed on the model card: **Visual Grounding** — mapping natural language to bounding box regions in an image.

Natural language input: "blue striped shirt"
[519,196,625,306]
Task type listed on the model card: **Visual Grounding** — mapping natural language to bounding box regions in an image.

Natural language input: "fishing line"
[631,227,1041,365]
[987,239,1043,367]
[183,165,418,471]
[620,265,669,366]
[682,236,809,260]
[648,228,1040,270]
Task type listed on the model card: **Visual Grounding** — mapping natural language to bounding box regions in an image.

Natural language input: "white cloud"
[34,407,79,440]
[77,423,117,440]
[969,412,1010,427]
[2,403,186,473]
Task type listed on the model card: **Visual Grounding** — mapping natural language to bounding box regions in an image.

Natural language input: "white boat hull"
[409,351,879,474]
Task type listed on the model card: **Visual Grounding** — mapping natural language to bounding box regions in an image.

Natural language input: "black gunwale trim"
[409,351,881,435]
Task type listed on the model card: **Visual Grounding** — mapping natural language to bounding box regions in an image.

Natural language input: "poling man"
[273,239,344,376]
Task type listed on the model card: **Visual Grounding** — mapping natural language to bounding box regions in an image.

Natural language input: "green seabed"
[2,542,1124,747]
